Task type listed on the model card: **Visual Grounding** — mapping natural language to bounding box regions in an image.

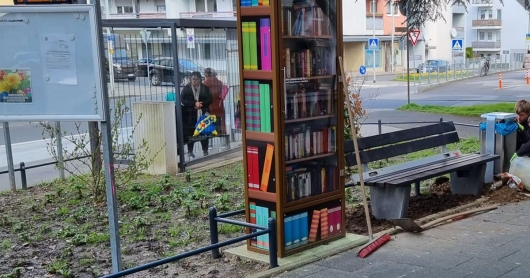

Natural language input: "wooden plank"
[382,154,499,186]
[373,154,486,184]
[345,132,460,167]
[344,122,457,153]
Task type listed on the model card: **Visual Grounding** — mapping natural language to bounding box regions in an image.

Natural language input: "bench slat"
[345,121,456,153]
[369,154,485,184]
[345,132,460,167]
[375,154,498,186]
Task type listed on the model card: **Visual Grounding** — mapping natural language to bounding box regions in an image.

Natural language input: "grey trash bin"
[479,112,518,183]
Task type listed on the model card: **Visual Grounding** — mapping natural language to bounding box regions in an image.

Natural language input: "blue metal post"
[209,207,220,259]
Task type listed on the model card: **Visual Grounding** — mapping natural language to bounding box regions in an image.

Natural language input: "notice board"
[0,5,105,121]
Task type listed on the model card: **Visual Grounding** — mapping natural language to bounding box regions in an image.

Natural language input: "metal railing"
[101,207,278,278]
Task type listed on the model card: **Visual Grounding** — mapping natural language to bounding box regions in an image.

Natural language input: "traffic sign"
[368,38,379,50]
[452,39,463,51]
[526,34,530,46]
[107,34,115,55]
[187,28,195,49]
[359,65,366,75]
[409,30,420,46]
[140,30,151,44]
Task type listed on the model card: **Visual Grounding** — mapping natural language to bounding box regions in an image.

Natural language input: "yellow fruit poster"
[0,69,32,103]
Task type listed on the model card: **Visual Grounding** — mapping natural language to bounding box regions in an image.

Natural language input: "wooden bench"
[344,121,499,220]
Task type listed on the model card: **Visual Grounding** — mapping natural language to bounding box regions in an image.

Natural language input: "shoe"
[188,152,195,158]
[203,151,208,156]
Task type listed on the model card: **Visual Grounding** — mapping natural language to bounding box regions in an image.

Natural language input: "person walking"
[181,71,212,158]
[203,68,226,135]
[524,50,530,70]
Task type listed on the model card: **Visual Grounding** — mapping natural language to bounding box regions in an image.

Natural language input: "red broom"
[338,57,391,258]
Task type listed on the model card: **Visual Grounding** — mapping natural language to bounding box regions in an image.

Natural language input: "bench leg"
[449,164,487,196]
[414,182,421,196]
[370,185,412,219]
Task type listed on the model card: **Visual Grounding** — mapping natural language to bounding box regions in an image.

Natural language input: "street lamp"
[372,0,376,83]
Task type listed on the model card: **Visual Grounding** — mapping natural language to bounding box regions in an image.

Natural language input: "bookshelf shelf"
[242,70,273,80]
[238,0,344,259]
[284,114,334,124]
[285,152,335,165]
[246,131,275,142]
[248,189,277,202]
[240,6,271,16]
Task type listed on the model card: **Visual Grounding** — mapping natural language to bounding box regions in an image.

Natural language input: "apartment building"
[464,0,528,63]
[342,0,406,73]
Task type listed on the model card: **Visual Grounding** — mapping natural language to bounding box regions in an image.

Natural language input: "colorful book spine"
[246,146,257,189]
[260,144,274,192]
[284,216,293,250]
[249,202,257,246]
[242,22,251,70]
[320,208,329,239]
[259,84,267,132]
[264,84,271,132]
[260,18,272,70]
[248,22,258,70]
[251,146,260,189]
[245,80,261,131]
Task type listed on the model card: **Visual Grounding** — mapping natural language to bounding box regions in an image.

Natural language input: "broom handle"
[421,205,498,229]
[338,56,373,240]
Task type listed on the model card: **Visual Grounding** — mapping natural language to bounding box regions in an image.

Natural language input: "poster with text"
[0,69,32,103]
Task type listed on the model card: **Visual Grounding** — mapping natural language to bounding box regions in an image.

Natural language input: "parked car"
[416,60,450,73]
[136,58,154,77]
[148,57,205,86]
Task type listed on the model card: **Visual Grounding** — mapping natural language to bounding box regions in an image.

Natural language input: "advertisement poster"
[0,69,32,103]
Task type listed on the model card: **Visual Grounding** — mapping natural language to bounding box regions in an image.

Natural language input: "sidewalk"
[272,200,530,278]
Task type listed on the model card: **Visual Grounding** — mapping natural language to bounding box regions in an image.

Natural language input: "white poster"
[40,33,78,85]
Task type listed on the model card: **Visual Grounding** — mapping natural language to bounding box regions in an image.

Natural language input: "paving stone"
[458,221,527,234]
[496,265,530,278]
[400,266,470,278]
[504,214,530,228]
[303,268,366,278]
[274,264,328,278]
[314,250,377,272]
[471,212,521,224]
[386,233,434,249]
[449,257,518,278]
[351,261,422,278]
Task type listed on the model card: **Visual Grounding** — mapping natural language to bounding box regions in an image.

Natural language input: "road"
[0,70,527,191]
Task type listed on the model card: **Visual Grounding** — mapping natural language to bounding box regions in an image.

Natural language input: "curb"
[248,196,491,278]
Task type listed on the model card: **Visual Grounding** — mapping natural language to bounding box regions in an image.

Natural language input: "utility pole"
[391,0,395,73]
[372,0,376,83]
[406,1,410,105]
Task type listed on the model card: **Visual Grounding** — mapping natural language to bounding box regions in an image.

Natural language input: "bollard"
[377,119,382,135]
[20,162,27,190]
[527,69,529,84]
[209,207,220,259]
[499,72,502,89]
[267,217,278,268]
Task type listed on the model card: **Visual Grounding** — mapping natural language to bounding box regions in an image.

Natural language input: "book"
[260,18,272,70]
[308,209,320,242]
[320,208,329,239]
[249,22,258,70]
[249,202,258,246]
[260,144,274,192]
[242,22,251,70]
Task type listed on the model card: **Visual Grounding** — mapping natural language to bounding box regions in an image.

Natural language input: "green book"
[265,84,271,132]
[249,22,258,70]
[259,83,267,132]
[242,22,251,70]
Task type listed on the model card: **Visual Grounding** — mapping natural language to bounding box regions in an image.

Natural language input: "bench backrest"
[344,121,459,167]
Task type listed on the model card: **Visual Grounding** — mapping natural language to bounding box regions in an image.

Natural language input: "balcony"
[471,0,493,6]
[107,12,166,19]
[179,12,236,18]
[472,41,501,50]
[472,19,502,29]
[365,12,383,17]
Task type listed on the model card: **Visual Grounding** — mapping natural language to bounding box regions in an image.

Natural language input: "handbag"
[193,112,218,136]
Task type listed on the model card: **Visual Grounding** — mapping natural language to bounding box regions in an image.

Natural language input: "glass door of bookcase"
[279,0,339,206]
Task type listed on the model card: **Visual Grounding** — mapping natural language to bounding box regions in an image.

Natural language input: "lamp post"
[391,0,394,72]
[372,0,376,83]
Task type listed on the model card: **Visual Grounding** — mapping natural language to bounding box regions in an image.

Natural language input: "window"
[204,43,211,59]
[479,31,485,40]
[487,31,492,40]
[117,6,133,14]
[497,9,501,19]
[480,10,485,19]
[156,5,166,12]
[488,10,493,18]
[195,0,205,12]
[370,0,378,13]
[386,3,398,15]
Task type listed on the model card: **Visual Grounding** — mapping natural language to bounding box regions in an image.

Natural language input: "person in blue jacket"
[512,99,530,162]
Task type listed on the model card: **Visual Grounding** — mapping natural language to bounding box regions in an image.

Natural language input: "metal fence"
[101,19,242,168]
[400,55,523,89]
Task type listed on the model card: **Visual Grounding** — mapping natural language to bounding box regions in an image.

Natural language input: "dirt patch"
[346,181,529,236]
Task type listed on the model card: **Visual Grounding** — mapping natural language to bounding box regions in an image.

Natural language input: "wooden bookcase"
[236,0,345,258]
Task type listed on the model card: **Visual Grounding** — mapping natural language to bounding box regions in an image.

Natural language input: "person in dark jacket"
[181,71,212,158]
[511,99,530,162]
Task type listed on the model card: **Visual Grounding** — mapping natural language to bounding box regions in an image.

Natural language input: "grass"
[397,102,515,117]
[393,70,469,82]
